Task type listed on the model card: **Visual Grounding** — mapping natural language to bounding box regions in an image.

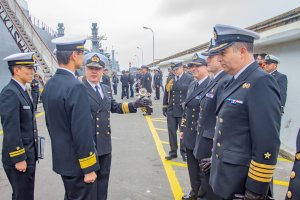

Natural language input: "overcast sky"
[27,0,300,69]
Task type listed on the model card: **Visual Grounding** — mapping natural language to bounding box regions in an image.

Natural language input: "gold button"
[173,95,175,97]
[97,132,99,135]
[107,132,110,135]
[180,91,182,93]
[296,153,300,160]
[192,122,194,124]
[35,139,37,142]
[192,115,194,118]
[97,118,99,121]
[190,128,193,131]
[219,130,222,135]
[97,125,99,128]
[108,118,110,121]
[173,99,175,101]
[217,143,221,147]
[34,130,37,132]
[287,191,292,199]
[219,118,223,123]
[291,171,296,179]
[197,133,200,135]
[108,125,110,128]
[173,103,175,105]
[193,109,195,111]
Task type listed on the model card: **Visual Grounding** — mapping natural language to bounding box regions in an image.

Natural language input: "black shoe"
[165,154,177,160]
[182,194,196,200]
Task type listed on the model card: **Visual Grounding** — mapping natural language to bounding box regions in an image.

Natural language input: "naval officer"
[180,53,210,200]
[83,52,151,200]
[42,36,100,200]
[263,55,288,114]
[208,24,281,200]
[285,128,300,200]
[193,38,231,200]
[0,52,38,200]
[163,61,194,161]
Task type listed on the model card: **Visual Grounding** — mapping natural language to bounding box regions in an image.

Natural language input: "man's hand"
[15,160,27,172]
[134,97,152,108]
[84,171,97,184]
[179,132,184,139]
[199,158,211,174]
[162,107,167,117]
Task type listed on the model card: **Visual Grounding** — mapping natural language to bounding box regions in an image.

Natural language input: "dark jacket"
[31,79,39,93]
[83,80,137,156]
[180,77,210,150]
[120,74,129,86]
[141,72,152,93]
[163,73,194,118]
[42,69,99,176]
[271,70,287,108]
[193,71,231,160]
[129,74,135,85]
[102,74,111,88]
[112,75,119,86]
[153,73,162,87]
[210,63,281,199]
[285,128,300,200]
[0,79,38,166]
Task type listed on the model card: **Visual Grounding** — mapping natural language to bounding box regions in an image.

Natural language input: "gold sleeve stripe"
[122,103,130,113]
[251,160,275,170]
[9,148,25,157]
[250,165,275,174]
[15,62,35,65]
[248,172,272,183]
[248,168,274,178]
[79,153,97,169]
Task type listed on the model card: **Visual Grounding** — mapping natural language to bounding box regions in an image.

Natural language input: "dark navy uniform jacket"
[141,72,152,93]
[271,70,287,108]
[210,62,281,199]
[102,74,111,88]
[30,79,39,93]
[153,73,162,87]
[42,69,99,176]
[83,80,137,156]
[163,73,194,118]
[180,78,210,150]
[194,71,231,160]
[0,79,38,166]
[286,128,300,200]
[120,74,129,86]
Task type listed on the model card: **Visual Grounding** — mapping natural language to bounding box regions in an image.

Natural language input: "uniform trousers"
[96,153,112,200]
[167,116,186,157]
[4,164,36,200]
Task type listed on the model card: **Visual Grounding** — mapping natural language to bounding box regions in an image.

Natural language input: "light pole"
[143,26,154,67]
[137,46,144,65]
[134,54,139,67]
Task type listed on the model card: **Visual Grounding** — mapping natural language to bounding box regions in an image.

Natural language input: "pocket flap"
[202,129,215,139]
[222,150,251,166]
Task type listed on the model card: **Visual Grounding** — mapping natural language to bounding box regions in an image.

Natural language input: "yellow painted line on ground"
[274,180,289,187]
[277,157,293,162]
[168,161,188,168]
[0,112,45,135]
[156,128,168,132]
[151,117,167,120]
[161,141,170,145]
[152,119,167,123]
[145,115,183,200]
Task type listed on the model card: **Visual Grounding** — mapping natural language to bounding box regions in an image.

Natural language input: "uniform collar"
[213,70,224,79]
[234,61,254,80]
[197,76,209,86]
[59,67,76,77]
[12,78,26,91]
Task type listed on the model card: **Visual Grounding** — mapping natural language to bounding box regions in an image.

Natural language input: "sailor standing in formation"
[42,36,100,200]
[83,52,151,200]
[0,52,39,200]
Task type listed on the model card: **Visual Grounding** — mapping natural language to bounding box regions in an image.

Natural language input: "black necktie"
[176,76,180,81]
[95,85,103,99]
[225,77,235,89]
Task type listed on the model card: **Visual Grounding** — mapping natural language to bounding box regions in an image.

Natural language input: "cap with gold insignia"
[201,38,218,56]
[170,60,183,70]
[265,55,280,64]
[188,53,207,67]
[84,53,108,68]
[52,35,86,51]
[211,24,260,53]
[3,52,36,68]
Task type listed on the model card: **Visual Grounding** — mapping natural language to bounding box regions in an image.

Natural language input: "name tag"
[226,98,243,105]
[22,106,30,110]
[206,93,214,99]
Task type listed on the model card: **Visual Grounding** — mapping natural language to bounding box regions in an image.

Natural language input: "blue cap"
[201,38,219,56]
[170,61,183,70]
[3,52,36,67]
[84,53,108,68]
[211,24,260,53]
[52,35,86,51]
[189,53,207,67]
[141,65,149,69]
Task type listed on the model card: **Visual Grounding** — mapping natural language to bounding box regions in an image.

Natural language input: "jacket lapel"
[172,73,188,91]
[83,80,102,105]
[11,80,33,110]
[216,62,258,113]
[185,77,210,104]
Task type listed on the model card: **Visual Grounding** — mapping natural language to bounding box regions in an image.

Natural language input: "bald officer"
[83,53,151,200]
[209,25,281,200]
[0,52,38,200]
[42,36,100,200]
